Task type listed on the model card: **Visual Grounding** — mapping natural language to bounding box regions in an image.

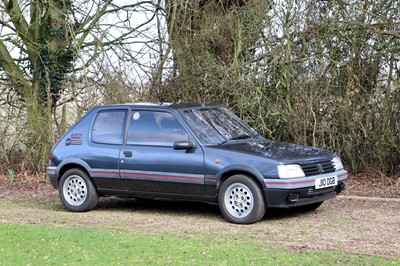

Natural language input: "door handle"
[123,151,133,157]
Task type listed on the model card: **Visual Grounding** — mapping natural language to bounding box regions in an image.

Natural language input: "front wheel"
[59,168,99,212]
[218,175,266,224]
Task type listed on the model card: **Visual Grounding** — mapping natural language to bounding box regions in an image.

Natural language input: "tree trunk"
[0,0,72,170]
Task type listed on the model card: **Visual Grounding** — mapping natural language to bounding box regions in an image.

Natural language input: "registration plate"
[315,176,337,189]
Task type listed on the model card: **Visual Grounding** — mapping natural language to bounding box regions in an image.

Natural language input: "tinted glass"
[127,111,188,146]
[181,107,256,144]
[91,110,126,144]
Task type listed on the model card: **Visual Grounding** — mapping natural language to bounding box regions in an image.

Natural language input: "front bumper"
[264,182,345,208]
[263,169,348,208]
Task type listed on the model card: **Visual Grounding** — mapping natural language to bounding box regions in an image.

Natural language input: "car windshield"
[180,107,258,144]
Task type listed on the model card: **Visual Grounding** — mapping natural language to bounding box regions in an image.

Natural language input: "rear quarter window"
[91,110,126,144]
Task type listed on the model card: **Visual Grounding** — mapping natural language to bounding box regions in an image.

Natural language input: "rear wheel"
[218,175,266,224]
[59,168,99,212]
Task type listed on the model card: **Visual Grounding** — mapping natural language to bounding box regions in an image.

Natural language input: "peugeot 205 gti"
[48,103,347,224]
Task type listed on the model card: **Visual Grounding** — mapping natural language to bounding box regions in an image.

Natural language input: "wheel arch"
[57,159,93,185]
[216,165,266,192]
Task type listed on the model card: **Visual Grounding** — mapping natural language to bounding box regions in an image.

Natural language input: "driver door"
[119,109,205,195]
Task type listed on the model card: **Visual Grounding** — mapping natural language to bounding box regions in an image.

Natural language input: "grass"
[0,223,398,266]
[7,168,14,183]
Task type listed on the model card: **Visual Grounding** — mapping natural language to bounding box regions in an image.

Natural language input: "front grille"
[300,160,335,176]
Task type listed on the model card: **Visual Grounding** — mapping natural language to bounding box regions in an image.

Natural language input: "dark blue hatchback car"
[48,103,347,224]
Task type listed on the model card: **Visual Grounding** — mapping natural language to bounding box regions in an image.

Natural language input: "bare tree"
[0,0,156,168]
[159,0,400,175]
[1,0,399,175]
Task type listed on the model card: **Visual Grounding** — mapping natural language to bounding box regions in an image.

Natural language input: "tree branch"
[0,39,30,90]
[2,0,38,61]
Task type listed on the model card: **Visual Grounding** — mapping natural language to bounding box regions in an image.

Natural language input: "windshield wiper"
[219,134,252,145]
[252,132,261,140]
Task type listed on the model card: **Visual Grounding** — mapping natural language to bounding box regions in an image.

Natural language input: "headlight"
[277,164,305,179]
[332,157,344,171]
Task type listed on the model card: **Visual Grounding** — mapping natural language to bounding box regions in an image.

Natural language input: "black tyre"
[59,168,99,212]
[218,174,266,224]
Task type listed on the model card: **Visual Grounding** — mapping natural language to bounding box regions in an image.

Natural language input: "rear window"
[91,110,126,144]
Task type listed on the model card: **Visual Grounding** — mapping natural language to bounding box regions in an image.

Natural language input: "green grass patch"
[0,222,397,265]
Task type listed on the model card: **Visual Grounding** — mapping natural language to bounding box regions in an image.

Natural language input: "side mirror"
[173,140,196,150]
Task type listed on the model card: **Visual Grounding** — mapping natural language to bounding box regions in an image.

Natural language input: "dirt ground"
[0,174,399,258]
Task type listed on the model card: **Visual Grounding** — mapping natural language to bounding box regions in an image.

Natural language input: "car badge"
[317,163,324,174]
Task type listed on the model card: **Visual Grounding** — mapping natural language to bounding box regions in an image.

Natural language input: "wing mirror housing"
[173,140,196,150]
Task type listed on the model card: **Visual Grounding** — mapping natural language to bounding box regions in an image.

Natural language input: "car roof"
[95,103,219,110]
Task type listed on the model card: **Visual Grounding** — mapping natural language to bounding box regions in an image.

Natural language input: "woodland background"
[0,0,399,177]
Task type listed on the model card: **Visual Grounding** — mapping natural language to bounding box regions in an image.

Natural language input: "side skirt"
[97,188,218,204]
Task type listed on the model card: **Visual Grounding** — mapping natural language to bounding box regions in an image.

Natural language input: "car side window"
[127,111,188,146]
[91,110,126,144]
